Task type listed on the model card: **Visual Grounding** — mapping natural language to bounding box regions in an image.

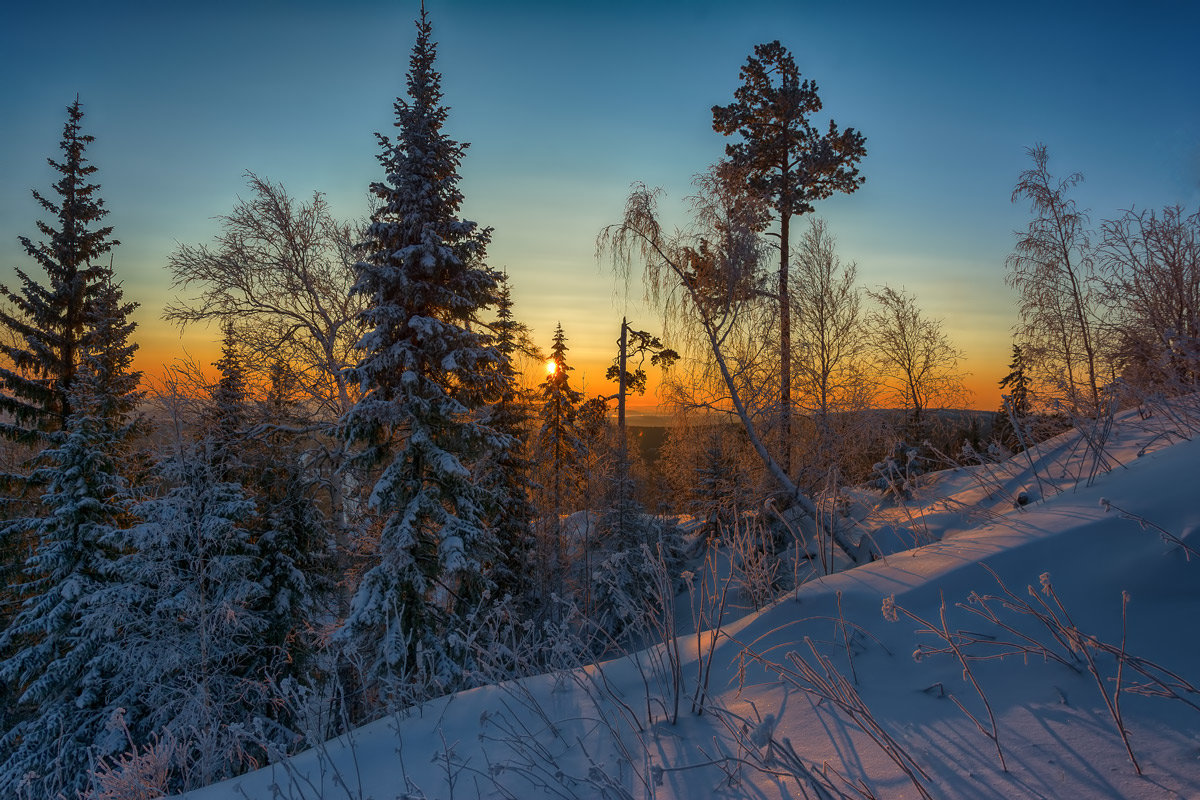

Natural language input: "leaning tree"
[601,166,869,565]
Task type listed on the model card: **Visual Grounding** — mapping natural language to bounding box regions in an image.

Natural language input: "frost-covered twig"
[1099,497,1200,560]
[84,710,180,800]
[883,593,1007,772]
[952,564,1084,672]
[727,633,934,799]
[1036,576,1141,774]
[686,538,735,714]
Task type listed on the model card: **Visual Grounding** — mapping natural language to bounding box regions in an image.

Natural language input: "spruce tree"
[999,344,1032,419]
[694,438,740,536]
[475,275,538,609]
[246,361,336,691]
[339,7,504,696]
[995,343,1033,451]
[121,446,266,791]
[0,99,117,443]
[0,275,142,799]
[535,325,584,521]
[202,335,333,697]
[208,321,248,471]
[0,99,119,651]
[112,337,292,790]
[532,323,584,598]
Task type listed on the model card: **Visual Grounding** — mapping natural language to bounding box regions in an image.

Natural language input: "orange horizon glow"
[131,325,1004,420]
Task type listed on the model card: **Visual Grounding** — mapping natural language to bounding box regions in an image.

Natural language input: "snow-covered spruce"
[0,275,142,800]
[0,100,141,800]
[475,274,540,614]
[337,7,509,700]
[532,322,585,601]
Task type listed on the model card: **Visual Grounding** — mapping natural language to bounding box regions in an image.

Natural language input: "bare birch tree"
[164,174,365,610]
[165,173,363,421]
[1007,145,1104,413]
[866,286,969,429]
[790,218,878,486]
[1099,204,1200,392]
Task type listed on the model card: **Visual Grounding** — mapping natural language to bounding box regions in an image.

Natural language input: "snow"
[179,403,1200,799]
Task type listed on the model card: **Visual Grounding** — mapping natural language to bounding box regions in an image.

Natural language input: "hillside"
[182,401,1200,799]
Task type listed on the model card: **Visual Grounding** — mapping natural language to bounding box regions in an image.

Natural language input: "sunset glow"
[2,2,1195,420]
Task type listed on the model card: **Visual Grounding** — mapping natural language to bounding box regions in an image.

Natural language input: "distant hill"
[626,424,668,464]
[627,408,996,465]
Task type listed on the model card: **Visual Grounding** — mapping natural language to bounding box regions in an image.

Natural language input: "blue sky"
[2,0,1198,409]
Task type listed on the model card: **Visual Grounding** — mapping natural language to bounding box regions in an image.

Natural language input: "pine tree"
[339,7,504,696]
[602,319,676,536]
[0,275,142,799]
[713,42,866,475]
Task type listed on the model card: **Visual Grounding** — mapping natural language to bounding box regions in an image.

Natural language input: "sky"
[2,0,1198,415]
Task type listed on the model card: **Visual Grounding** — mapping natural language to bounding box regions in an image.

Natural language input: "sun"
[545,358,557,376]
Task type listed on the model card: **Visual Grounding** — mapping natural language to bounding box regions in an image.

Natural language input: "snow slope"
[182,403,1200,799]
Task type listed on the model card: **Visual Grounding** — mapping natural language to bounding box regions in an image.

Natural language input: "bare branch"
[164,173,365,421]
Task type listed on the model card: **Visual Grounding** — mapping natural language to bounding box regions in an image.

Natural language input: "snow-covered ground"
[182,401,1200,799]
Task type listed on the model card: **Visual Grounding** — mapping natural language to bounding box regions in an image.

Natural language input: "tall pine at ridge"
[338,5,506,697]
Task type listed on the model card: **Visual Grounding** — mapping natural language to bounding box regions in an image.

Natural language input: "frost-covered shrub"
[590,510,686,646]
[83,711,179,800]
[870,441,926,500]
[726,516,781,610]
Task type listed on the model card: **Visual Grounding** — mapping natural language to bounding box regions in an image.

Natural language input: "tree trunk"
[616,317,629,535]
[617,317,628,445]
[779,213,792,476]
[697,306,863,565]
